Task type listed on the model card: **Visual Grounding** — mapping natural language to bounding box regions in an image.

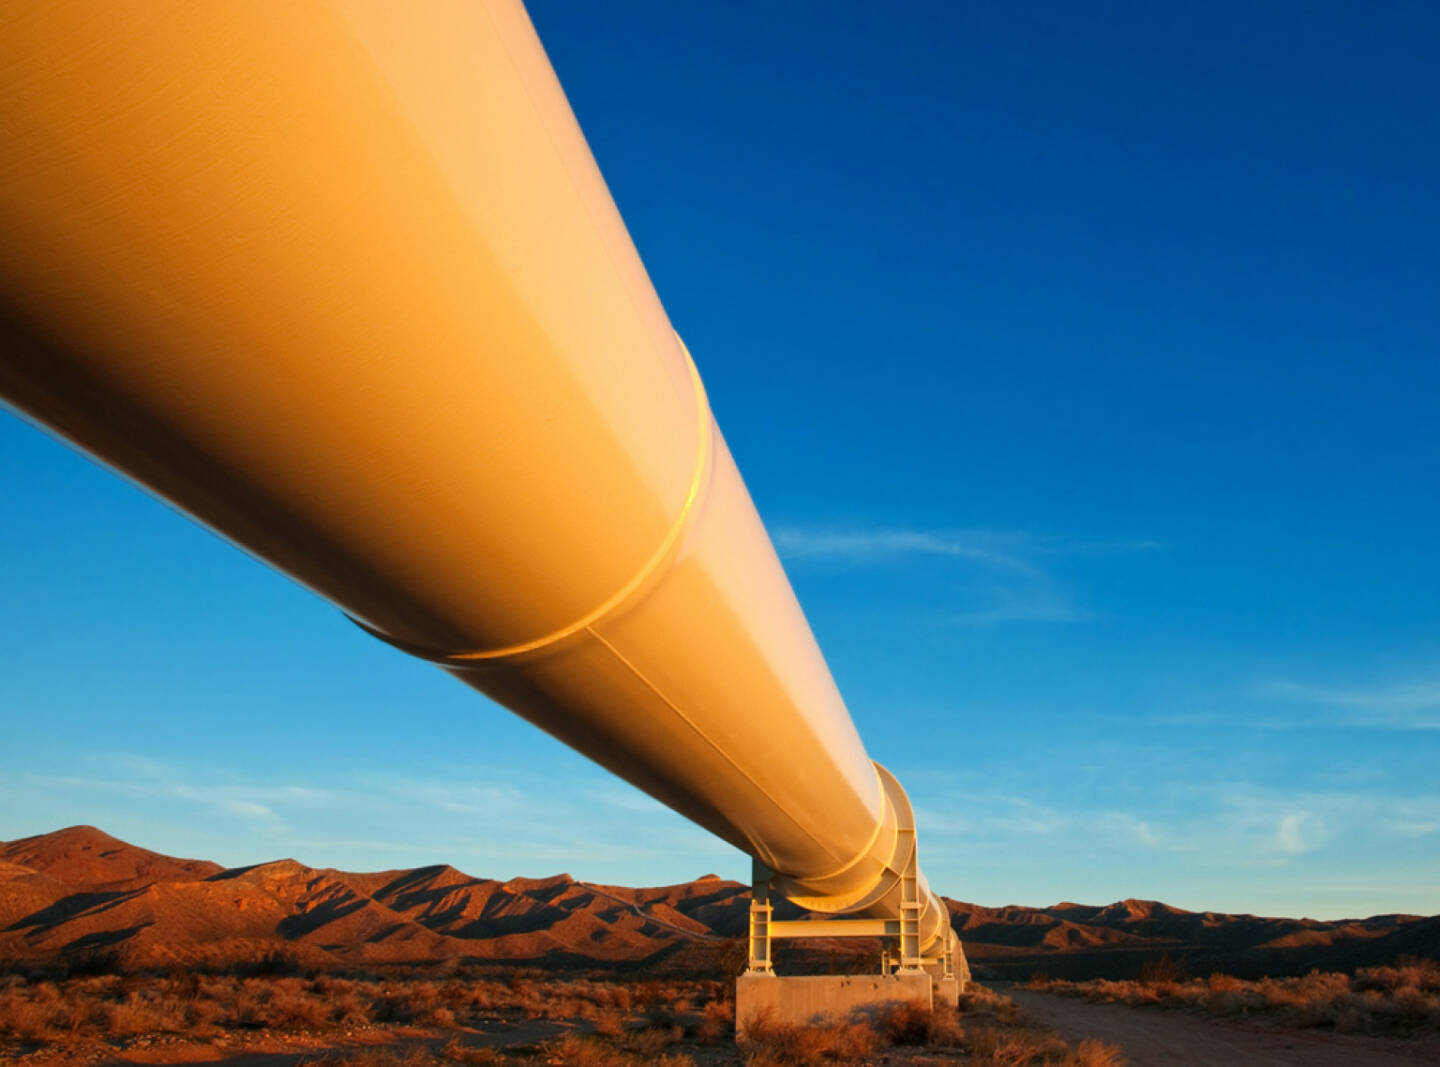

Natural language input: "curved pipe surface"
[0,0,948,949]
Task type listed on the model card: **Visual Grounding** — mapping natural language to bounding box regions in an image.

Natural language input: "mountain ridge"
[2,826,1434,980]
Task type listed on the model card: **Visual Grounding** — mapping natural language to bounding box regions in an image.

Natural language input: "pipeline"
[0,1,951,957]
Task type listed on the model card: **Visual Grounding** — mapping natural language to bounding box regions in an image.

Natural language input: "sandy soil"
[1007,987,1440,1066]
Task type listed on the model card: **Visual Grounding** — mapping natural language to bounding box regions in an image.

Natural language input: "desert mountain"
[1,826,222,886]
[0,827,751,971]
[1,827,1434,980]
[948,896,1440,981]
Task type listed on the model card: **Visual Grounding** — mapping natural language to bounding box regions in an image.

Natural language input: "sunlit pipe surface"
[0,1,947,950]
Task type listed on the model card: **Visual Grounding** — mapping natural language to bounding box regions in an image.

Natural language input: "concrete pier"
[735,973,933,1037]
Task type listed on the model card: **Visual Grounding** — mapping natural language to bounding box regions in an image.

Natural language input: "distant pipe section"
[0,1,949,952]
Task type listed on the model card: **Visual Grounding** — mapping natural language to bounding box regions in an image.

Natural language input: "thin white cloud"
[917,776,1437,873]
[27,771,301,830]
[216,799,283,825]
[1273,812,1325,856]
[771,525,1153,626]
[772,526,1160,566]
[945,586,1094,626]
[1096,812,1164,848]
[912,807,975,835]
[1259,679,1440,730]
[771,528,1036,573]
[934,792,1073,836]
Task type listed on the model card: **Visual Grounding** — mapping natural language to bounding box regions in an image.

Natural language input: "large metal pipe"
[0,1,948,951]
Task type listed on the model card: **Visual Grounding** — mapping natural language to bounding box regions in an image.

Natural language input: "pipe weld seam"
[346,333,713,664]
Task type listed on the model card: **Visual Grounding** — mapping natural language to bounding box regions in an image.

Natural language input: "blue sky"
[2,1,1437,920]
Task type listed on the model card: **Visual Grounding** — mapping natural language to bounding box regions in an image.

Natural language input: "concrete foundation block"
[735,973,932,1038]
[924,938,971,1008]
[932,973,959,1008]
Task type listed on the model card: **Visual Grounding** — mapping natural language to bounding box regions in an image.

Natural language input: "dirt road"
[1006,987,1440,1066]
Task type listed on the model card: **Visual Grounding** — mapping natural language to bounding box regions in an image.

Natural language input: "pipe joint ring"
[347,332,714,665]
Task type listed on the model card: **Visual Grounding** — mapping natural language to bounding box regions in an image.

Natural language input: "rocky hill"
[2,827,1434,979]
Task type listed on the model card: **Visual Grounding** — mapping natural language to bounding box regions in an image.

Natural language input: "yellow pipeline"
[0,1,948,951]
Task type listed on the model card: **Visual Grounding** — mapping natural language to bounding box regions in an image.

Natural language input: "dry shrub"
[372,989,417,1024]
[1138,953,1188,986]
[1356,958,1440,994]
[265,981,331,1030]
[928,1007,966,1047]
[1065,1038,1127,1067]
[987,1031,1071,1066]
[623,1023,683,1056]
[592,1006,626,1037]
[1208,989,1261,1016]
[1207,973,1245,994]
[1036,964,1440,1035]
[542,1034,621,1067]
[740,1009,884,1065]
[105,994,164,1036]
[227,988,270,1029]
[162,970,202,1001]
[883,1000,932,1045]
[0,990,55,1041]
[882,1000,964,1046]
[963,984,1026,1024]
[185,996,225,1031]
[331,989,373,1027]
[696,997,733,1042]
[540,1032,693,1067]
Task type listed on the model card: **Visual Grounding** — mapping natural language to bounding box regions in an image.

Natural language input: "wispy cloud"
[1095,812,1164,848]
[915,772,1438,867]
[945,587,1093,626]
[1259,679,1440,730]
[772,529,1037,572]
[772,525,1154,626]
[28,763,317,832]
[929,792,1074,836]
[772,527,1158,569]
[1272,812,1327,856]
